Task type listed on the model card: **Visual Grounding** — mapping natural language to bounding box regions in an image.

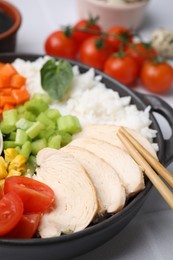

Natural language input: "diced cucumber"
[59,131,72,146]
[32,93,52,104]
[38,127,55,140]
[15,146,21,153]
[3,109,18,125]
[19,111,36,122]
[48,135,62,149]
[45,109,61,122]
[3,141,17,149]
[16,118,33,130]
[25,99,49,115]
[57,115,81,134]
[20,141,32,159]
[15,129,28,146]
[0,122,16,134]
[36,112,55,129]
[25,155,36,176]
[26,122,45,139]
[17,105,26,114]
[9,132,16,141]
[31,138,47,155]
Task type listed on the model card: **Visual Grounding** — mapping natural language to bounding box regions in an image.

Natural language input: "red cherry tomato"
[140,61,173,93]
[126,42,157,70]
[4,176,55,214]
[73,18,101,44]
[0,186,3,200]
[0,192,23,236]
[45,30,78,59]
[79,36,113,70]
[4,213,41,239]
[107,26,133,52]
[104,54,138,86]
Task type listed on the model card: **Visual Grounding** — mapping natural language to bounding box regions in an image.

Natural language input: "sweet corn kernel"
[0,156,7,168]
[8,154,27,173]
[4,148,19,163]
[0,163,8,179]
[7,169,22,178]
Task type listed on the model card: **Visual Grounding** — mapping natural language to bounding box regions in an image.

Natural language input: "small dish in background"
[0,0,21,52]
[76,0,150,30]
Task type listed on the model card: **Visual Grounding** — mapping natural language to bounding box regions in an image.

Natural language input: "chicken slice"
[74,124,157,158]
[62,145,126,214]
[35,148,98,238]
[69,138,145,196]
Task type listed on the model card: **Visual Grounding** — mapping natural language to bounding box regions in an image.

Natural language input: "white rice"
[12,57,158,150]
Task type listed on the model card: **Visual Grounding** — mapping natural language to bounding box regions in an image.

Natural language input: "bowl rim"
[0,53,157,246]
[0,0,21,40]
[78,0,149,10]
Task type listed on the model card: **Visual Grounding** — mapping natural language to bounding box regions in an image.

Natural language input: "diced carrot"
[3,104,15,111]
[0,88,12,95]
[0,95,16,107]
[0,74,11,88]
[10,74,26,88]
[0,64,17,81]
[12,86,30,104]
[0,63,5,71]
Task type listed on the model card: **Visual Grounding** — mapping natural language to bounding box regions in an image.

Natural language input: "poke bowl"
[0,53,173,260]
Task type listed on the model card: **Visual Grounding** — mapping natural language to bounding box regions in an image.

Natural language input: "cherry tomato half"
[73,18,101,44]
[4,176,55,214]
[80,36,113,70]
[0,186,3,200]
[126,42,157,70]
[106,26,133,52]
[0,192,23,236]
[104,54,138,86]
[140,61,173,93]
[4,213,41,239]
[45,30,78,59]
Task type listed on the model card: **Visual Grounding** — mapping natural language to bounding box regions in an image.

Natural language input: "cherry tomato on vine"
[73,18,101,44]
[4,213,41,239]
[79,36,113,70]
[106,26,133,52]
[104,54,138,86]
[45,30,78,59]
[126,42,157,70]
[4,176,55,214]
[0,192,23,236]
[140,61,173,93]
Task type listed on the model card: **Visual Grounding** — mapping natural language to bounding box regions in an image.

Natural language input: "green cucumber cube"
[48,135,61,149]
[15,129,28,146]
[57,115,81,134]
[31,138,47,155]
[0,122,16,134]
[16,118,33,130]
[36,112,55,129]
[3,141,17,149]
[32,93,52,104]
[25,99,48,115]
[59,131,72,146]
[26,122,45,139]
[9,132,16,141]
[3,109,18,125]
[45,109,61,122]
[20,141,32,159]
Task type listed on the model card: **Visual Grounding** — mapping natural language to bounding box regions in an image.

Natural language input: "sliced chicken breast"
[35,148,98,238]
[62,145,126,214]
[74,124,157,158]
[69,138,145,196]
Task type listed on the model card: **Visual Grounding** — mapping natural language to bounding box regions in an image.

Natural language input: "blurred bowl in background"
[0,0,21,52]
[76,0,150,30]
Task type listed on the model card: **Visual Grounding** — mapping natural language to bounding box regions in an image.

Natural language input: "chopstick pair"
[117,127,173,210]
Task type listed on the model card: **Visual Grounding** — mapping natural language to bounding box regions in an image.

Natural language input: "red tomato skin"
[126,43,157,70]
[79,36,113,70]
[0,186,3,200]
[45,31,78,59]
[140,62,173,93]
[73,19,101,44]
[107,26,132,52]
[104,55,138,86]
[4,213,41,239]
[4,176,55,214]
[0,192,23,236]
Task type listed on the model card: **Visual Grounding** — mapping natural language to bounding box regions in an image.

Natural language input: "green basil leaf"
[41,59,73,100]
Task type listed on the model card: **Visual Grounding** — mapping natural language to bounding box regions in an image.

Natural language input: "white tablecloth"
[7,0,173,259]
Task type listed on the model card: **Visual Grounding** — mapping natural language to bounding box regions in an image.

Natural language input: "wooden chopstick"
[120,127,173,189]
[117,128,173,210]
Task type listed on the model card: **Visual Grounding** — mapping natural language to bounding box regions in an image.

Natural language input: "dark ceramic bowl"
[0,1,21,52]
[0,54,173,260]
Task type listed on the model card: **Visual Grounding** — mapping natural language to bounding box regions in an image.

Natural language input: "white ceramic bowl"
[76,0,150,30]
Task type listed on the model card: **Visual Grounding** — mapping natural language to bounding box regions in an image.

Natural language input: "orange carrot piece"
[0,63,17,79]
[0,88,12,95]
[10,74,26,88]
[0,63,5,71]
[0,74,11,88]
[3,104,15,111]
[12,86,30,104]
[0,95,16,107]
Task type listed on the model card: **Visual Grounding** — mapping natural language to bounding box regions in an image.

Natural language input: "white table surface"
[7,0,173,259]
